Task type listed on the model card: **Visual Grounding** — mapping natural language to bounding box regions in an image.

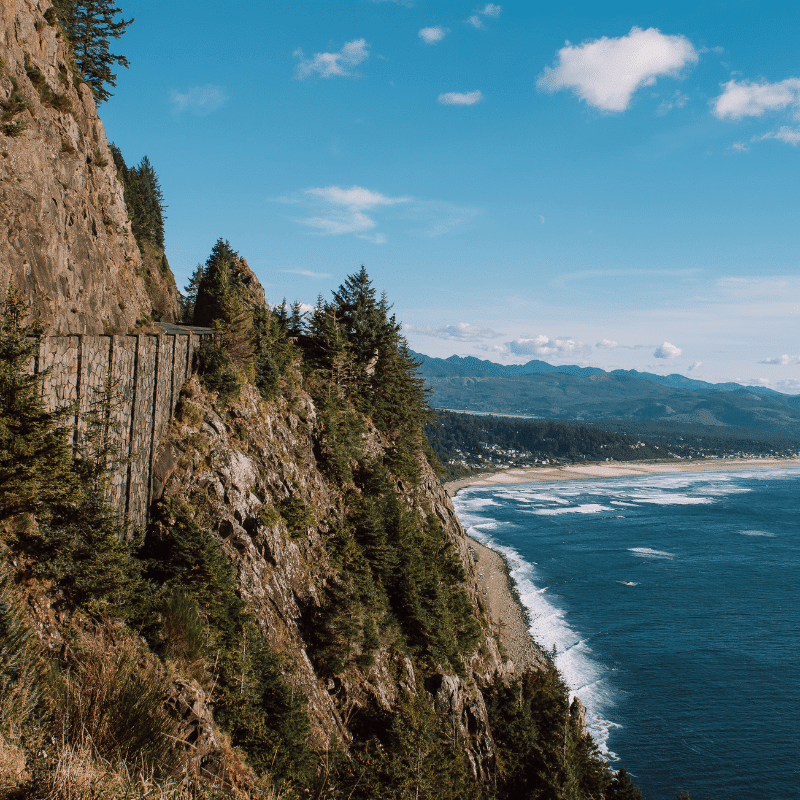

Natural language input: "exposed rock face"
[0,0,164,333]
[153,376,518,782]
[139,239,181,323]
[166,679,251,791]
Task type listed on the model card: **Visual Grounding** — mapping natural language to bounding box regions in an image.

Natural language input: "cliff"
[0,0,176,333]
[151,374,512,781]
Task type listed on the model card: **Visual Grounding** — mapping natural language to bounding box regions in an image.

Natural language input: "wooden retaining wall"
[34,332,212,529]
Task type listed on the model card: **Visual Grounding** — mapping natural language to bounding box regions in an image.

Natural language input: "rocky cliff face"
[152,375,520,783]
[0,0,173,333]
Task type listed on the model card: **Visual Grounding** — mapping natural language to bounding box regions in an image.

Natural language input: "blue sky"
[101,0,800,391]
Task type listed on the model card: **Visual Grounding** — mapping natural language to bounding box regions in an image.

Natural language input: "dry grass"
[30,737,291,799]
[52,624,179,773]
[0,730,27,794]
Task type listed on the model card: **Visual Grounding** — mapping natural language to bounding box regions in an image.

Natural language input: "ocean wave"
[531,503,614,516]
[626,492,714,506]
[628,547,675,558]
[460,515,619,755]
[740,529,777,537]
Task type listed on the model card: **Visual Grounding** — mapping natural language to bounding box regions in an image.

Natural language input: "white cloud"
[438,90,484,106]
[170,84,227,115]
[711,78,800,120]
[282,185,479,242]
[306,186,410,210]
[508,335,590,359]
[757,126,800,146]
[466,4,501,28]
[654,341,682,359]
[596,338,618,349]
[731,141,749,152]
[419,26,448,44]
[280,269,331,278]
[760,354,799,365]
[294,39,369,80]
[406,322,503,341]
[537,26,698,112]
[296,185,410,240]
[775,379,800,394]
[657,89,689,115]
[687,361,702,371]
[359,232,388,244]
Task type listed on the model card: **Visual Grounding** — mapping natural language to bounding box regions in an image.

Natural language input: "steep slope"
[151,376,514,780]
[0,0,176,332]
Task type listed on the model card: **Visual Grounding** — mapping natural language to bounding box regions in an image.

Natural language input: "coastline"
[468,537,548,672]
[444,456,800,496]
[453,456,800,675]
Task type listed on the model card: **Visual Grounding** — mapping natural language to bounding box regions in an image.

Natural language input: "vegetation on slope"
[427,410,664,480]
[0,250,646,798]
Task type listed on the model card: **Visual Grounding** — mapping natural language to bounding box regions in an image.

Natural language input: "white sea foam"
[458,510,619,756]
[628,547,675,559]
[532,503,614,516]
[626,491,713,506]
[740,529,777,537]
[616,581,638,586]
[459,496,502,510]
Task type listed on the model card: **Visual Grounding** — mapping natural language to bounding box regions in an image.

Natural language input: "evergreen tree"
[181,263,204,323]
[53,0,133,103]
[288,301,306,337]
[193,239,255,369]
[193,239,238,328]
[109,144,167,252]
[331,265,385,367]
[0,282,77,524]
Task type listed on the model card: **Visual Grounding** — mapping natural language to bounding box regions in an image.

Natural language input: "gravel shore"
[468,537,547,672]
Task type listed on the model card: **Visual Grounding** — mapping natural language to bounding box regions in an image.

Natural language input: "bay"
[453,468,800,800]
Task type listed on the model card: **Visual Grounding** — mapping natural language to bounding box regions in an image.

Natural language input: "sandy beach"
[444,456,800,496]
[453,457,800,673]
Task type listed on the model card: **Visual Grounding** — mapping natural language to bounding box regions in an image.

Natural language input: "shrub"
[2,119,27,137]
[52,624,179,772]
[0,568,42,738]
[49,91,71,113]
[194,344,240,405]
[162,591,207,666]
[277,494,314,538]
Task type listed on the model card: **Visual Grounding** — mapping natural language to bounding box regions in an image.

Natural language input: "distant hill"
[411,351,800,438]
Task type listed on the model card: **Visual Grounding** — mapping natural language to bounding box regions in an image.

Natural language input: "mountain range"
[411,352,800,438]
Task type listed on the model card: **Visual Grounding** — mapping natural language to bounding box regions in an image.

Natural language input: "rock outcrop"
[152,375,517,782]
[0,0,171,333]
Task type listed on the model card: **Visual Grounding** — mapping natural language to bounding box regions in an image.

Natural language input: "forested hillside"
[0,259,647,798]
[427,411,664,479]
[426,411,800,480]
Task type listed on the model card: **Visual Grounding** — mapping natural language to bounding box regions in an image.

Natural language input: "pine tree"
[193,239,255,370]
[181,263,204,323]
[109,144,167,252]
[193,239,238,327]
[0,282,77,524]
[53,0,133,103]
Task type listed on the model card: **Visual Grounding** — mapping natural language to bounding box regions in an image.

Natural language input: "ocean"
[453,468,800,800]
